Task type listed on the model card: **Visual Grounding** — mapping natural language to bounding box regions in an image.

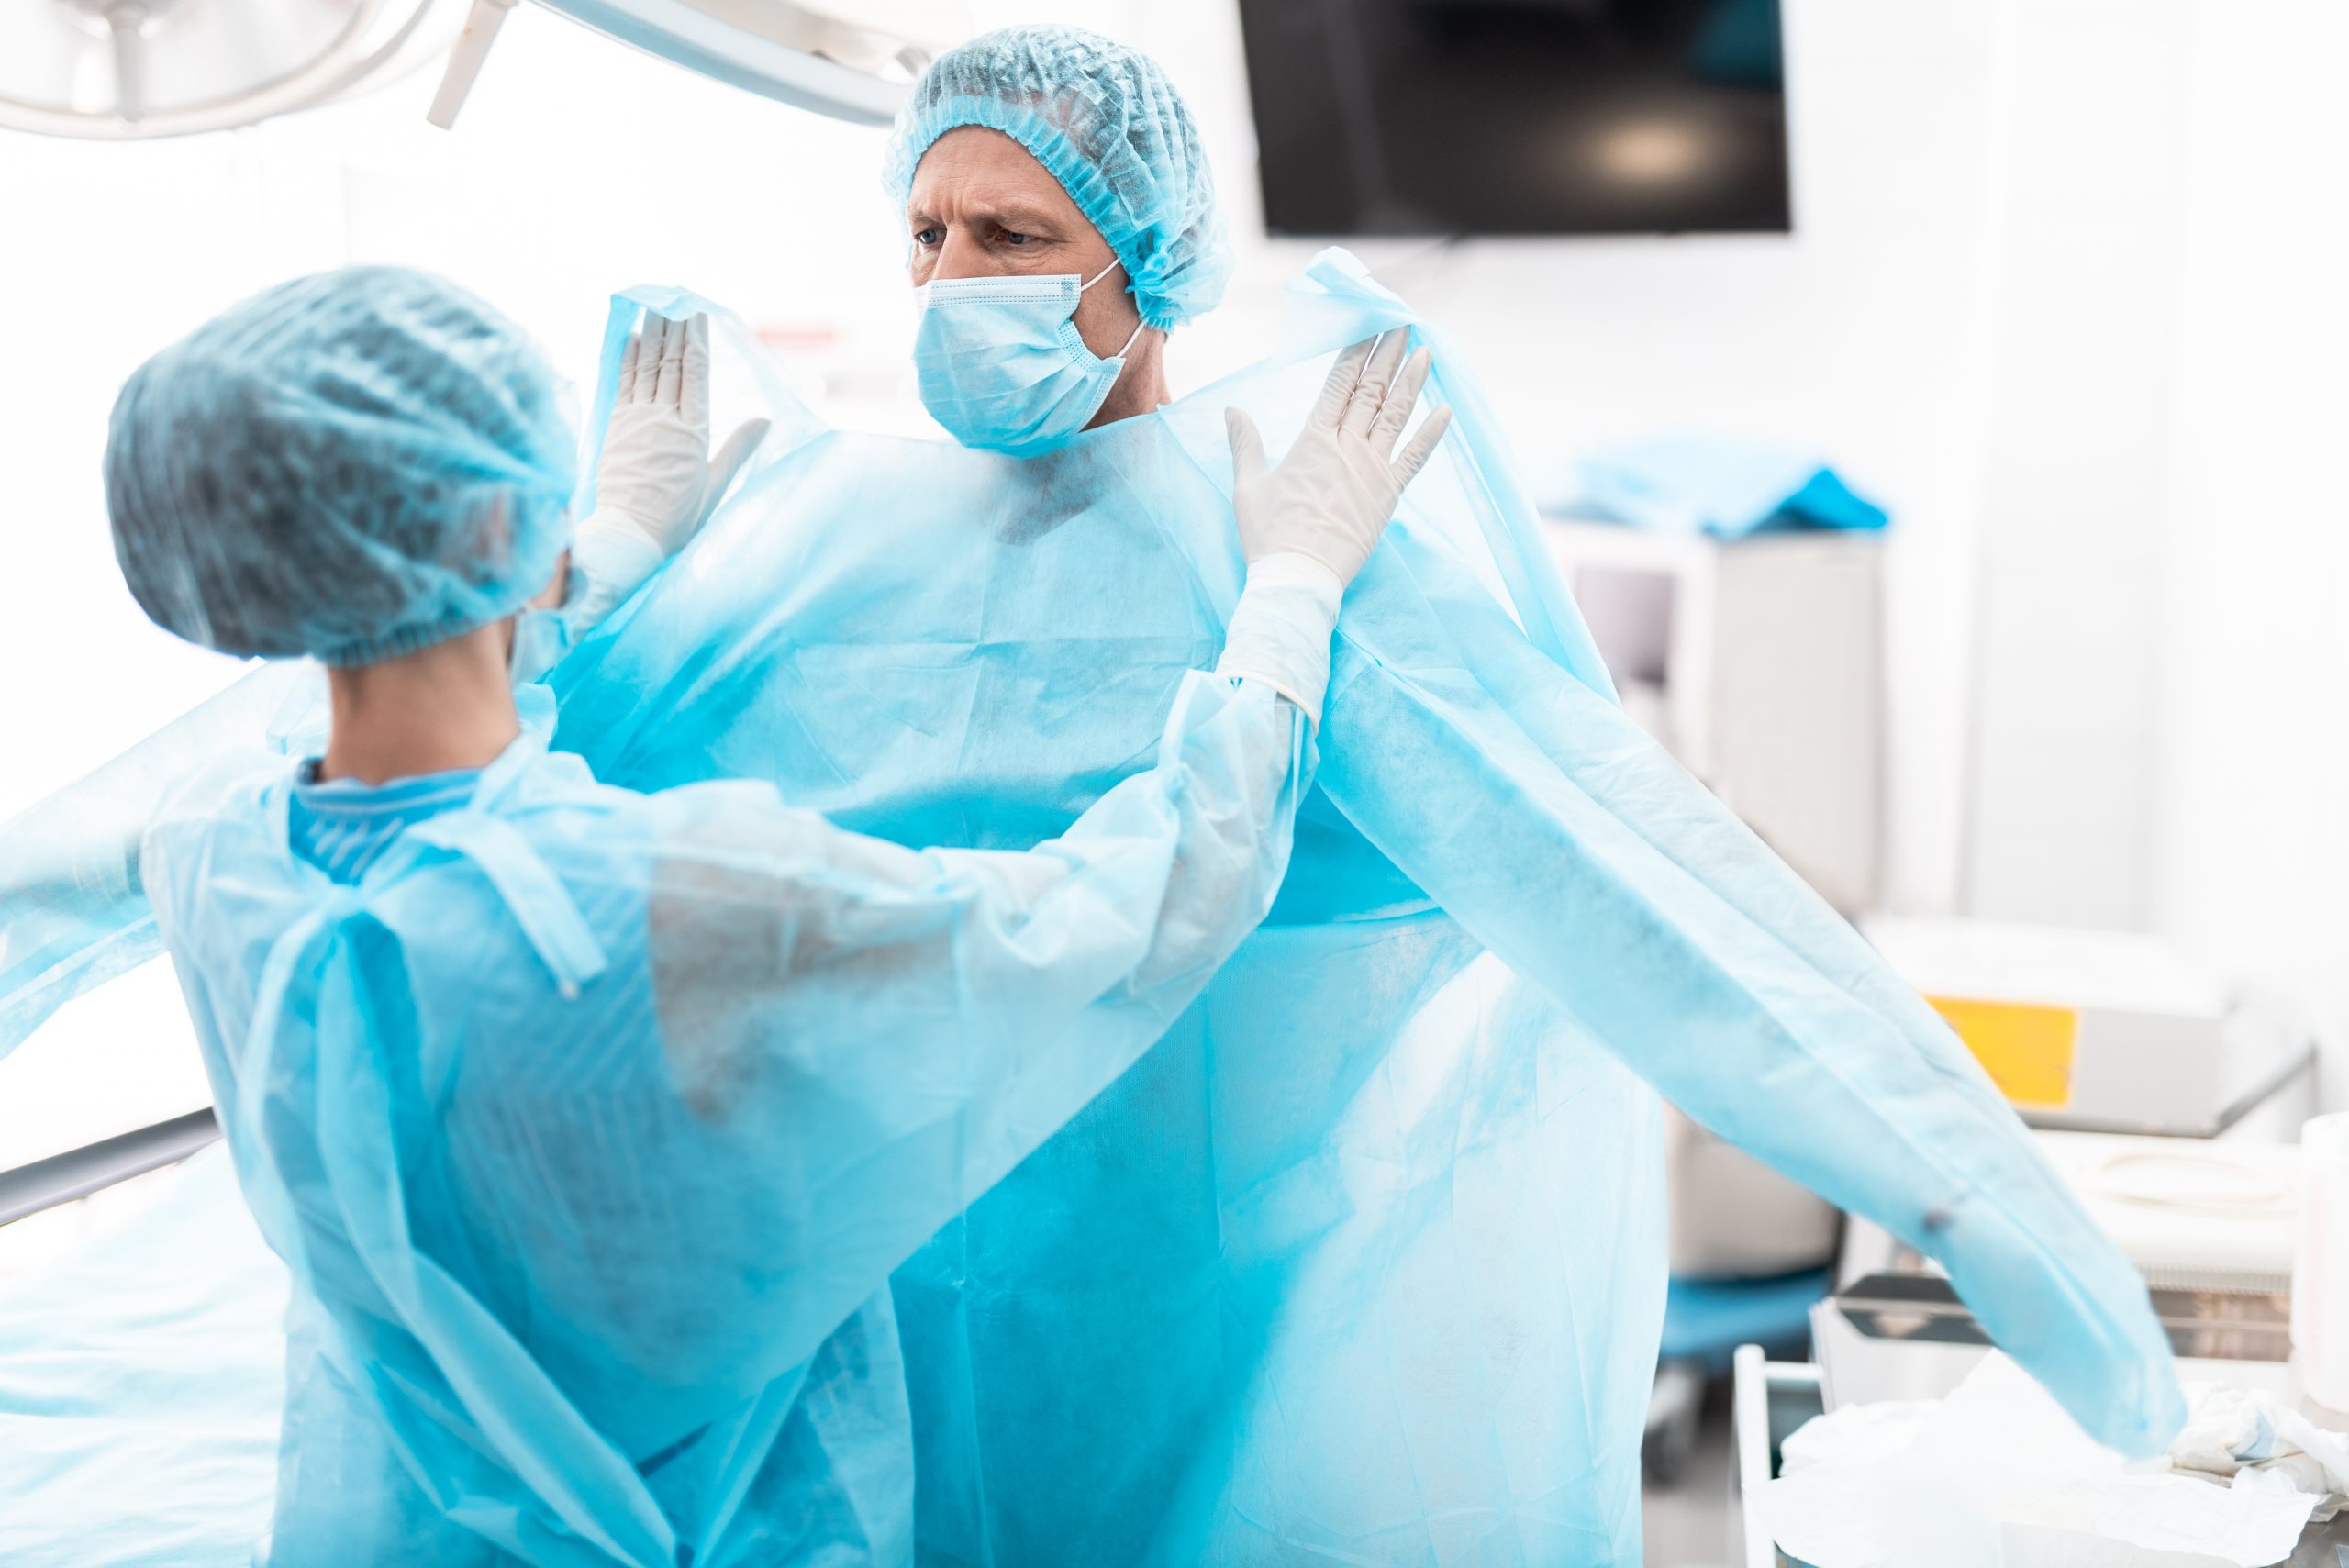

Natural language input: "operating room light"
[0,0,967,139]
[427,0,970,128]
[0,0,462,139]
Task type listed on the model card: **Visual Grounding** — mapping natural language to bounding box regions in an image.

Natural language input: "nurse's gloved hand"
[1223,330,1453,590]
[571,313,768,627]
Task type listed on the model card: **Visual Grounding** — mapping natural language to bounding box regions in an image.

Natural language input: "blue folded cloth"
[1571,432,1889,538]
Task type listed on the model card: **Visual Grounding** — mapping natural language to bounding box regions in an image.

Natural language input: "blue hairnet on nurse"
[105,266,577,667]
[106,265,774,675]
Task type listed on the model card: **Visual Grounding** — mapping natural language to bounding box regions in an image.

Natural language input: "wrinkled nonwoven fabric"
[546,252,2182,1564]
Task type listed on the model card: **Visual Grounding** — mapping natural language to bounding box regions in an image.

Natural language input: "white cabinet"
[1544,518,1886,915]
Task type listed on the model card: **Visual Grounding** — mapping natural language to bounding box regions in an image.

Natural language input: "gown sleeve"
[1314,528,2187,1458]
[0,662,314,1054]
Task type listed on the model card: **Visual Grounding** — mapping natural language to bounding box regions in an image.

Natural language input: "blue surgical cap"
[883,26,1231,331]
[106,266,576,669]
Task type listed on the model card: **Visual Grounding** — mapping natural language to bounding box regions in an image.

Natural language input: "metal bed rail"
[0,1108,221,1227]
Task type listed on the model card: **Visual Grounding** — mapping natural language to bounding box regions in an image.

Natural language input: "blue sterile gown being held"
[105,265,1437,1565]
[551,261,2185,1566]
[581,30,2183,1563]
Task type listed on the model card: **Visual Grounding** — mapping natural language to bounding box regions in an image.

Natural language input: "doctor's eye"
[997,229,1035,247]
[911,226,944,248]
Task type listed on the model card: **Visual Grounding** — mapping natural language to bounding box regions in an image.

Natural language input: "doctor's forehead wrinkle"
[907,191,1069,236]
[907,127,1090,230]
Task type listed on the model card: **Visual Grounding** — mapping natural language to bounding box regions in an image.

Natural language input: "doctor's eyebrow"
[976,202,1064,229]
[907,199,1067,236]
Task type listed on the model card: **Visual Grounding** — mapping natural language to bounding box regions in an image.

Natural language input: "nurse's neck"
[317,620,519,785]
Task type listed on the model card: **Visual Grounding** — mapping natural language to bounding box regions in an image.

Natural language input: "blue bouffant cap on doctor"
[105,265,576,669]
[882,24,1233,331]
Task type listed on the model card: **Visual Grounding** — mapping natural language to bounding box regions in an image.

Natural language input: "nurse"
[106,265,1444,1565]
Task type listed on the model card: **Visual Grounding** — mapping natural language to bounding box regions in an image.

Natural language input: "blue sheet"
[1571,431,1889,537]
[0,1150,284,1567]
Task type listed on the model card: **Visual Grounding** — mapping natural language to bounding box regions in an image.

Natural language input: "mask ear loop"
[1079,261,1149,361]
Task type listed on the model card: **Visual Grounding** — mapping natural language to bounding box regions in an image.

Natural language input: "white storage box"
[1862,915,2313,1135]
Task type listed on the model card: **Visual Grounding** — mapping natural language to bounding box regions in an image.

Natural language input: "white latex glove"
[1223,330,1453,589]
[570,312,769,625]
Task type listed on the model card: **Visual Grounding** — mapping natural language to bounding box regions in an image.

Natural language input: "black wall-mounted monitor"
[1237,0,1792,238]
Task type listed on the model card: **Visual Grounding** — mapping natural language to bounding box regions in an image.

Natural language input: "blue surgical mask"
[913,261,1146,457]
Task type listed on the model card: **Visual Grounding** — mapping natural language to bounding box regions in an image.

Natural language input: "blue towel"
[1573,432,1888,537]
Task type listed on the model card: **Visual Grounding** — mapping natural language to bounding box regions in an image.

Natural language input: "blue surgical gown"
[548,268,2185,1565]
[0,252,2182,1566]
[140,673,1312,1567]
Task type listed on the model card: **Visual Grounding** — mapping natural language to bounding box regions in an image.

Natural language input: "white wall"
[2152,0,2349,1106]
[1958,1,2191,931]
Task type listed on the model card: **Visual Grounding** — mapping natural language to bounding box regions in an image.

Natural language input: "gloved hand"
[1213,333,1453,728]
[1223,330,1453,589]
[571,312,769,623]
